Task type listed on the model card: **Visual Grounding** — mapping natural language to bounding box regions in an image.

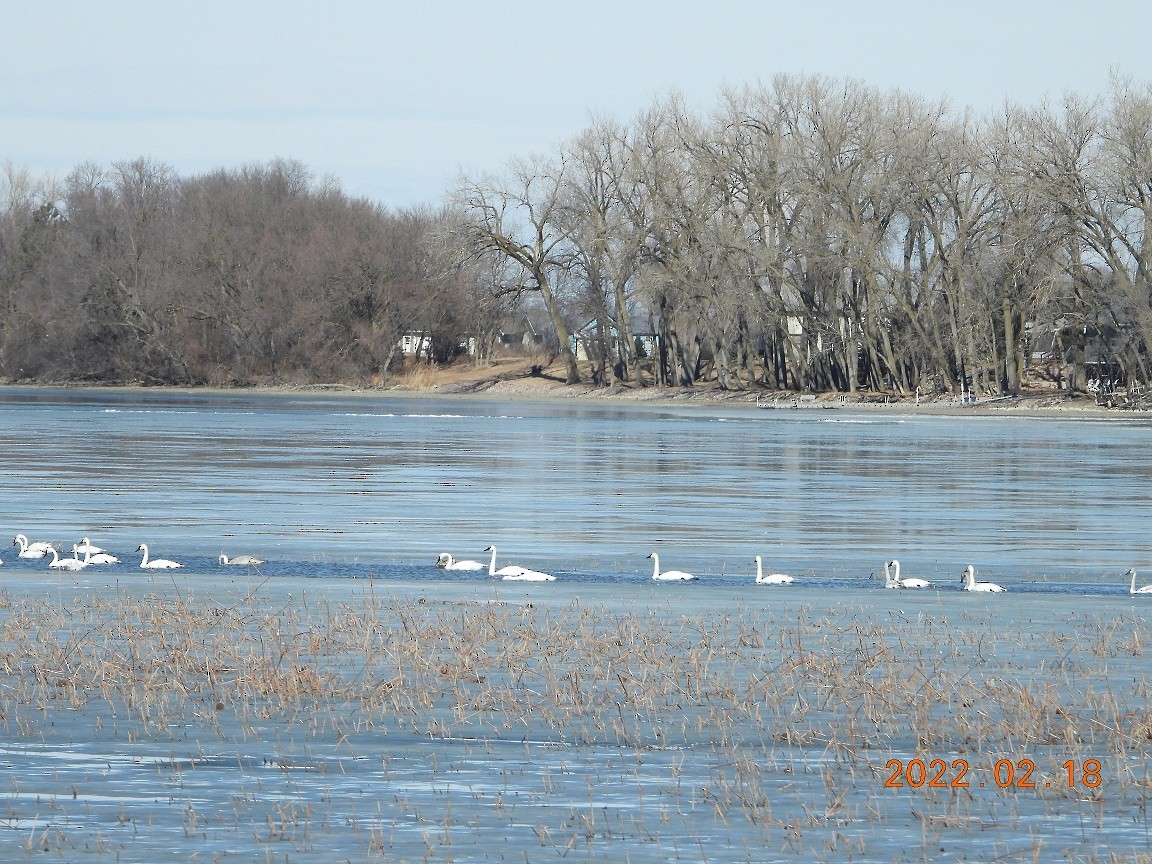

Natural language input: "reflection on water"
[1,387,1151,589]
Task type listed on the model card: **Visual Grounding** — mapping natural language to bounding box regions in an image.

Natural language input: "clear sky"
[5,0,1150,208]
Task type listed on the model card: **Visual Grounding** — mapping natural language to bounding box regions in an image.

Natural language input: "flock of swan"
[437,550,1152,594]
[436,546,557,581]
[7,534,1152,594]
[8,534,264,572]
[887,560,1149,594]
[434,548,784,584]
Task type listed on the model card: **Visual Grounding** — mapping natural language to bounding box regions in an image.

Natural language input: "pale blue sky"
[5,1,1150,206]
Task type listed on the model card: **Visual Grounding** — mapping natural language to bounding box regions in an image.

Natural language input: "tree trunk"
[1002,298,1019,397]
[536,270,580,384]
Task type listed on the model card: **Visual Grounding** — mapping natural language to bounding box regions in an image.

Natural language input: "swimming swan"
[436,553,485,571]
[484,546,555,581]
[219,553,266,566]
[137,544,183,570]
[14,534,52,558]
[72,539,118,564]
[754,555,794,585]
[47,547,88,571]
[648,552,696,582]
[961,564,1005,592]
[72,537,107,556]
[884,559,930,589]
[1129,568,1152,594]
[79,549,120,565]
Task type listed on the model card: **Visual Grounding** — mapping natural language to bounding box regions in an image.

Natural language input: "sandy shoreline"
[6,370,1147,420]
[388,376,1138,418]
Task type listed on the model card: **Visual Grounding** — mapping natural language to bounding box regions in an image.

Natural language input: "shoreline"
[388,376,1136,418]
[4,378,1145,420]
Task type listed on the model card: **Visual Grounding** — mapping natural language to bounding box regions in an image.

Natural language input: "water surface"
[1,387,1148,590]
[1,387,1151,863]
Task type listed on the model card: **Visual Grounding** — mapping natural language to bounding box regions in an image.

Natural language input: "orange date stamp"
[883,758,1102,790]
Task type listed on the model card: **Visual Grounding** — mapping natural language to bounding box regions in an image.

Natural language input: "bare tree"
[558,118,649,386]
[0,164,62,378]
[452,157,581,383]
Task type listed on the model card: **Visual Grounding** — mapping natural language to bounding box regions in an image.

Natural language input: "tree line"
[454,73,1152,395]
[0,158,503,386]
[4,72,1152,394]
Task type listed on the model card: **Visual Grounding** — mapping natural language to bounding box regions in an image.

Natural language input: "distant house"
[570,319,658,362]
[499,330,543,351]
[399,331,431,357]
[1028,323,1057,363]
[496,314,547,353]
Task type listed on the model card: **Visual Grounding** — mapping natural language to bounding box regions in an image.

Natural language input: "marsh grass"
[0,583,1149,861]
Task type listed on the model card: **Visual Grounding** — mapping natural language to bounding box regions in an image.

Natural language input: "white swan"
[1129,568,1152,594]
[484,546,555,581]
[72,539,118,564]
[47,547,88,571]
[754,555,794,585]
[436,553,485,571]
[81,550,120,565]
[14,534,52,559]
[219,553,266,566]
[137,544,183,570]
[884,559,930,589]
[961,564,1005,592]
[72,537,107,556]
[648,552,696,582]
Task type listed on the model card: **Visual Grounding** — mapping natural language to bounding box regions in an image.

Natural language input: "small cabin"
[571,320,658,361]
[399,331,431,357]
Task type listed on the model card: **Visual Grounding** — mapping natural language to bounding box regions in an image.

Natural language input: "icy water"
[2,386,1151,586]
[0,387,1151,863]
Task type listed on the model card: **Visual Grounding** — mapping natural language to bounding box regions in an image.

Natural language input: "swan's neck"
[1131,570,1138,593]
[891,560,900,582]
[488,548,497,576]
[140,546,149,566]
[755,557,762,581]
[651,555,660,579]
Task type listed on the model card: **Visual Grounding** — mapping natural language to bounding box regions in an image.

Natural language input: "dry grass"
[0,586,1149,861]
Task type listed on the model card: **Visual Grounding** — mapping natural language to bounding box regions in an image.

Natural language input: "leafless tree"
[452,157,582,383]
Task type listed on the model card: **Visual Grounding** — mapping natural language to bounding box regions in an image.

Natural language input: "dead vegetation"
[0,586,1149,861]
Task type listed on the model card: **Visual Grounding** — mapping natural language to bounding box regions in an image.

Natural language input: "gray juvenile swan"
[220,553,266,566]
